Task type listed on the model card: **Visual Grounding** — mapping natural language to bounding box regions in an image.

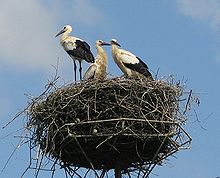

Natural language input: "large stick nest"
[28,77,190,173]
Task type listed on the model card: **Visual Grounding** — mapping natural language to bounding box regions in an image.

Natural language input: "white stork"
[55,25,95,81]
[83,40,110,80]
[110,39,153,80]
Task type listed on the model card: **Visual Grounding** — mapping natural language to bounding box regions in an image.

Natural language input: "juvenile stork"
[55,25,95,81]
[83,40,110,80]
[110,39,153,80]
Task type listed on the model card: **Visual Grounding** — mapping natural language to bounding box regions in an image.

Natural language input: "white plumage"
[55,25,95,82]
[117,49,139,64]
[110,39,153,79]
[84,40,110,80]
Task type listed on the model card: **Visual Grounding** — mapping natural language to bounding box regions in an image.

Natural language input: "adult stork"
[110,39,153,80]
[83,40,110,80]
[55,25,95,81]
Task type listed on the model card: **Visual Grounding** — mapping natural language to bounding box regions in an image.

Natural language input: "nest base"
[27,77,192,177]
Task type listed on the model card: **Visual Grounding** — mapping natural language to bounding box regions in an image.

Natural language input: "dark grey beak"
[101,42,111,46]
[55,29,65,38]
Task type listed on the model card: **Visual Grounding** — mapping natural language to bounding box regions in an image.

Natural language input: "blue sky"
[0,0,220,177]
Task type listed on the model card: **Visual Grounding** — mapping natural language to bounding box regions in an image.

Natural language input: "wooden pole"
[114,158,121,178]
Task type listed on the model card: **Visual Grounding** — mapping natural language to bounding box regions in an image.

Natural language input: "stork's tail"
[143,70,153,80]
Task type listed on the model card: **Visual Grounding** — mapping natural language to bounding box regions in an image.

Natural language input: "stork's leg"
[79,60,82,80]
[73,60,77,82]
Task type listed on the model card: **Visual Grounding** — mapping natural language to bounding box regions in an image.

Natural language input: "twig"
[183,89,192,115]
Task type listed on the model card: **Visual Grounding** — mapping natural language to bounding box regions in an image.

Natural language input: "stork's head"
[110,39,121,47]
[96,40,110,46]
[55,25,72,37]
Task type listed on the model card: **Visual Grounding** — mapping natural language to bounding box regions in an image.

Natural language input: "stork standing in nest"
[110,39,153,80]
[84,40,110,80]
[55,25,95,82]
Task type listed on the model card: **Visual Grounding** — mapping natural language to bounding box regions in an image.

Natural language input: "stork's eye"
[63,27,66,30]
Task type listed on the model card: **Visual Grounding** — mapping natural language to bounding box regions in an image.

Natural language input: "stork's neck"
[96,45,106,55]
[60,31,70,44]
[111,44,120,57]
[96,45,107,63]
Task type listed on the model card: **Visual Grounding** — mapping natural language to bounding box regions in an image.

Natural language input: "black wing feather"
[67,40,95,63]
[123,56,153,79]
[75,40,91,51]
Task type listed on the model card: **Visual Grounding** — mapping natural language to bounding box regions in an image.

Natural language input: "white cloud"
[0,0,103,71]
[0,0,59,70]
[176,0,220,31]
